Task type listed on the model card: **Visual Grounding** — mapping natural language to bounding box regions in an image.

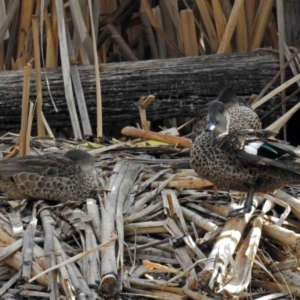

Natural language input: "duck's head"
[217,87,240,110]
[64,149,95,171]
[205,100,230,135]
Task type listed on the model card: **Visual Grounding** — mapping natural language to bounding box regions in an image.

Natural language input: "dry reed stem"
[276,0,287,139]
[219,0,232,20]
[140,2,159,59]
[66,26,92,136]
[69,0,94,64]
[124,221,168,236]
[28,234,118,283]
[263,222,300,254]
[41,112,54,138]
[43,11,56,67]
[180,10,198,56]
[129,278,209,299]
[0,239,23,262]
[284,44,300,88]
[51,237,74,299]
[6,251,49,286]
[248,0,274,50]
[39,208,59,299]
[162,0,183,52]
[0,1,8,42]
[266,101,300,132]
[32,15,45,137]
[124,286,185,300]
[136,95,155,130]
[86,198,101,243]
[19,64,32,156]
[252,73,300,109]
[100,161,138,296]
[17,0,35,60]
[224,214,262,293]
[0,0,19,46]
[106,24,139,61]
[165,219,199,289]
[121,126,192,148]
[200,0,213,18]
[273,190,300,220]
[141,0,184,57]
[55,0,82,139]
[253,48,300,104]
[84,224,101,285]
[152,6,167,58]
[151,178,213,189]
[251,280,300,296]
[143,259,182,275]
[124,201,163,224]
[198,209,254,288]
[50,0,59,66]
[217,0,245,54]
[236,3,248,51]
[211,0,229,51]
[25,102,34,154]
[21,207,38,281]
[244,0,256,38]
[195,0,218,52]
[0,270,21,297]
[180,206,218,232]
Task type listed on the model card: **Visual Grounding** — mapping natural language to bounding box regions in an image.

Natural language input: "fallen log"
[0,51,294,134]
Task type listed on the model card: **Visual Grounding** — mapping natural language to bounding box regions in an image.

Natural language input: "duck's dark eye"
[219,108,224,113]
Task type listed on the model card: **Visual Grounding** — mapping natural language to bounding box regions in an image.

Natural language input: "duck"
[190,100,300,217]
[191,88,261,141]
[0,149,99,201]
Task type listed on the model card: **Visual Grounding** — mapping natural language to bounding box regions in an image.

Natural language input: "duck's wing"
[191,108,208,141]
[218,129,277,152]
[0,154,77,178]
[219,129,300,175]
[194,107,208,121]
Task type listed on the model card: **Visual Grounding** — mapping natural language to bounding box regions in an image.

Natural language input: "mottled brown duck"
[191,100,300,217]
[191,88,261,141]
[0,149,98,201]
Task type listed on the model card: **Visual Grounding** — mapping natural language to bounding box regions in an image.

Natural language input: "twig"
[32,15,45,137]
[19,63,32,156]
[121,126,192,148]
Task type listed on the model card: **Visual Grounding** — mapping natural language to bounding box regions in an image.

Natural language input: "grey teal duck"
[191,100,300,217]
[191,88,261,141]
[0,149,98,201]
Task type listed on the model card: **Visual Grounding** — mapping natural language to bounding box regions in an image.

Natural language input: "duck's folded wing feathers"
[219,129,300,176]
[218,129,278,152]
[236,150,300,175]
[0,155,77,178]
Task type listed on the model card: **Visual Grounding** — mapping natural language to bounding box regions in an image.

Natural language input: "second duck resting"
[191,100,300,217]
[191,88,261,141]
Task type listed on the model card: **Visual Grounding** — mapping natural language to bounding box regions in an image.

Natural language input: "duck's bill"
[205,119,216,132]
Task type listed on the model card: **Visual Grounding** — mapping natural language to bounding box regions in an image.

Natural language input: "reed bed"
[0,129,300,299]
[1,0,278,69]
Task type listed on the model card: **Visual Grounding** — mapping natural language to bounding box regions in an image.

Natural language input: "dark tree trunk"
[0,51,293,134]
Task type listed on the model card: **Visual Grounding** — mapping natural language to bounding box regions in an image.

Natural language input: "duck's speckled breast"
[190,132,253,191]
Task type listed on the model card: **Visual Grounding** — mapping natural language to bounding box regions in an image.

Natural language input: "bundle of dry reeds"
[0,0,278,70]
